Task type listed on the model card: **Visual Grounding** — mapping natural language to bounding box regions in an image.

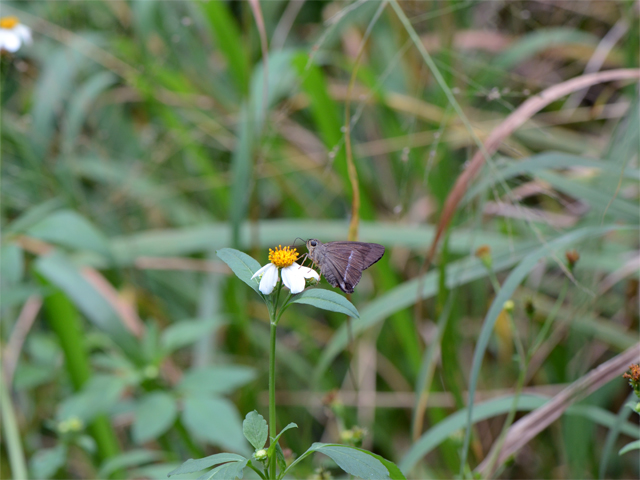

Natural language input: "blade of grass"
[39,277,121,467]
[476,343,640,476]
[201,0,249,97]
[461,224,632,474]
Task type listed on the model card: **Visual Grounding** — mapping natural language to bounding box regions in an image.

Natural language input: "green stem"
[1,376,28,480]
[39,279,122,475]
[268,315,277,480]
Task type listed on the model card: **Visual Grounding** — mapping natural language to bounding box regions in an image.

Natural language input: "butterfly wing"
[321,242,385,294]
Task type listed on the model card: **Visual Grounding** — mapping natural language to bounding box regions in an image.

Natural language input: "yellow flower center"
[0,17,19,29]
[268,245,298,268]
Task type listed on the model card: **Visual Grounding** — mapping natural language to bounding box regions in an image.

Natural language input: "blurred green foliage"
[1,0,638,479]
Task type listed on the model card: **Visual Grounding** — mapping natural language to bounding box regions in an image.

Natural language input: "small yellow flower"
[252,245,319,295]
[58,416,84,433]
[268,245,298,268]
[0,17,31,53]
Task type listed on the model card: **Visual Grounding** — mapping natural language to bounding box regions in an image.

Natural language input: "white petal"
[282,265,305,294]
[251,263,272,280]
[258,264,279,295]
[0,31,21,52]
[13,25,31,45]
[296,264,320,280]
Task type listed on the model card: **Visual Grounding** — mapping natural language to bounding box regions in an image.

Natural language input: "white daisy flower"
[0,17,32,53]
[251,245,320,295]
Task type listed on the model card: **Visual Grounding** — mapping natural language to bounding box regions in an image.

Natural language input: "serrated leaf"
[307,443,389,480]
[132,392,177,444]
[197,459,248,480]
[216,248,262,294]
[168,453,246,476]
[290,289,359,318]
[242,411,268,450]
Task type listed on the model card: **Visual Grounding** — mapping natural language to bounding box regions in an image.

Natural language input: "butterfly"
[303,239,385,294]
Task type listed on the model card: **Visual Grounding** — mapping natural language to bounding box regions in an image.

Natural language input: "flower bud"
[254,449,268,461]
[503,300,515,313]
[475,245,492,270]
[565,250,580,271]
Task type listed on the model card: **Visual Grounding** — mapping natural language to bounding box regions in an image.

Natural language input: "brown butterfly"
[303,239,385,294]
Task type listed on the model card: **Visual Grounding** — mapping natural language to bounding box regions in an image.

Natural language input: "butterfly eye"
[310,240,317,247]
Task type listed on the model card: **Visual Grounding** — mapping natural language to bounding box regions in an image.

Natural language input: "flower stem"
[269,315,277,480]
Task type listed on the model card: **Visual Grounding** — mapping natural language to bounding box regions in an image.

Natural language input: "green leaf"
[97,449,162,479]
[0,243,24,286]
[242,411,268,451]
[360,450,407,480]
[181,395,250,455]
[400,395,547,473]
[460,225,631,469]
[619,440,640,455]
[4,198,64,234]
[290,289,359,318]
[267,422,298,459]
[200,0,249,96]
[197,459,248,480]
[216,248,262,295]
[306,443,390,480]
[27,210,111,257]
[29,444,67,480]
[168,453,246,476]
[275,444,286,476]
[178,366,256,395]
[160,317,225,354]
[57,374,128,424]
[132,392,178,444]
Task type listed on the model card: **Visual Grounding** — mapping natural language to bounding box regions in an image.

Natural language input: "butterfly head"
[306,239,322,260]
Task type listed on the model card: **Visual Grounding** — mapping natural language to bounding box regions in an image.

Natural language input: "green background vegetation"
[1,0,638,478]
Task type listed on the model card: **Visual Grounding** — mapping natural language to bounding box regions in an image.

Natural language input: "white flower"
[251,245,320,295]
[0,17,32,53]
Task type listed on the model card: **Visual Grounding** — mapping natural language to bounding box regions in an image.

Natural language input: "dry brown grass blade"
[426,68,640,266]
[3,295,43,387]
[476,342,640,477]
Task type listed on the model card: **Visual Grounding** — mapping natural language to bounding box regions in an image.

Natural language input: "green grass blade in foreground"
[459,224,632,473]
[34,252,140,358]
[619,440,640,455]
[229,104,255,247]
[39,279,121,466]
[216,248,262,295]
[200,0,249,96]
[462,153,640,207]
[290,288,359,318]
[109,221,517,265]
[61,72,117,155]
[401,395,546,473]
[599,392,637,478]
[400,395,639,474]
